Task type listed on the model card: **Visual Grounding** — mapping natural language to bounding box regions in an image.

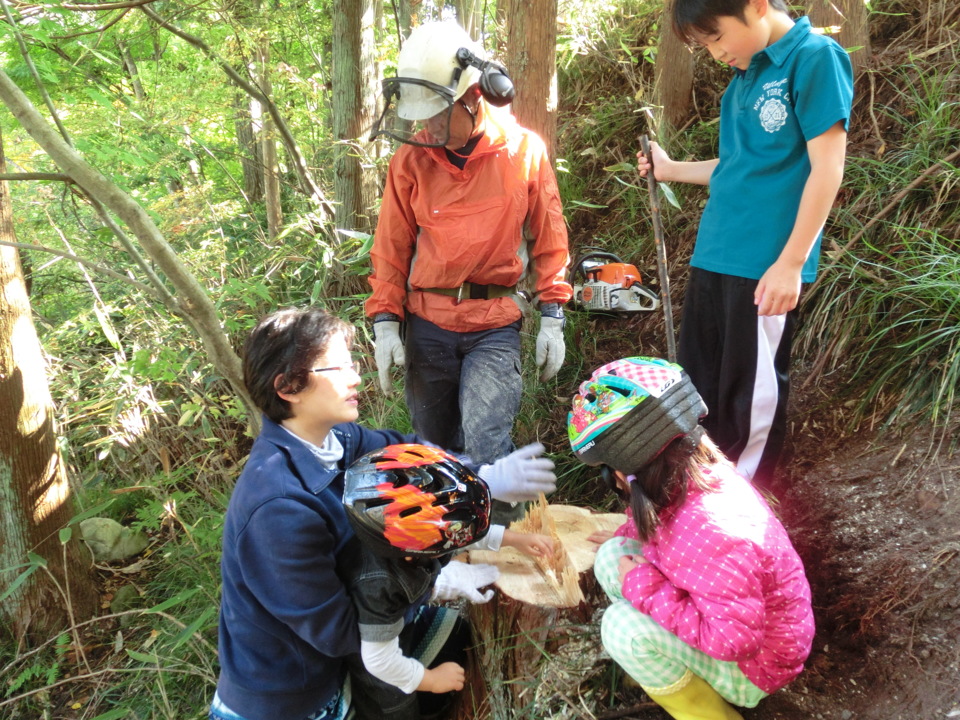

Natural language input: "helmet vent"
[343,443,492,559]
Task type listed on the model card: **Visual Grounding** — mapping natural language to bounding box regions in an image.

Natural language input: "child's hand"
[587,529,616,545]
[755,258,803,316]
[418,661,465,693]
[503,528,554,558]
[617,553,646,584]
[636,141,672,181]
[514,532,555,559]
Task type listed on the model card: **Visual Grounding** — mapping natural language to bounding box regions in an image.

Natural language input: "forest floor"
[746,371,960,720]
[580,357,960,720]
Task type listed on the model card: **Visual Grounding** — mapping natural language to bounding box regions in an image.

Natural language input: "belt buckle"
[456,283,465,305]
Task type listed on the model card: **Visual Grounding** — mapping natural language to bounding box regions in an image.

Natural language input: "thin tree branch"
[139,3,336,227]
[0,0,73,145]
[3,168,186,314]
[14,0,158,10]
[82,191,183,311]
[0,172,74,182]
[51,8,129,39]
[0,240,166,300]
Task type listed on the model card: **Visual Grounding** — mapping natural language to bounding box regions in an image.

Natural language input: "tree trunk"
[653,10,694,136]
[257,41,283,241]
[504,0,559,159]
[234,91,265,202]
[0,68,259,429]
[806,0,871,78]
[332,0,378,234]
[0,131,98,642]
[455,0,483,41]
[118,42,145,101]
[465,502,625,717]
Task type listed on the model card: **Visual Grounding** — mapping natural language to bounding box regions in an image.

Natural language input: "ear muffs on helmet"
[343,444,492,559]
[455,47,515,107]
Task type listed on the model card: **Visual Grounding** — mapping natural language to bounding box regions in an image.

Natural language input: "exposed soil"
[587,359,960,720]
[749,371,960,720]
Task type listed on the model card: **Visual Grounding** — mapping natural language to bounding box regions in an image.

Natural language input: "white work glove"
[478,442,557,504]
[432,562,500,604]
[373,320,405,394]
[535,315,565,381]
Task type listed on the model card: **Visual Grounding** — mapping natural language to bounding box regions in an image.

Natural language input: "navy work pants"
[404,314,522,467]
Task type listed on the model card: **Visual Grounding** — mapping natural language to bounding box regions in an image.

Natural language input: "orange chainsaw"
[569,250,660,313]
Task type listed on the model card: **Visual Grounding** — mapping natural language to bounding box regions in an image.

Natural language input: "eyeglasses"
[309,361,361,375]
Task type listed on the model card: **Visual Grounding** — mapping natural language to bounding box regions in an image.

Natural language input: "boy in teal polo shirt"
[638,0,853,485]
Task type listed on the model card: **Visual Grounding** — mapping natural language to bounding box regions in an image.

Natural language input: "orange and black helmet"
[343,444,491,559]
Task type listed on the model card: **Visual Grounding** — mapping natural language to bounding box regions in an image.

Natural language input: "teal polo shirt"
[692,17,854,282]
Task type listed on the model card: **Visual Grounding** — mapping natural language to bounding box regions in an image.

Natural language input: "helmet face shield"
[369,77,456,147]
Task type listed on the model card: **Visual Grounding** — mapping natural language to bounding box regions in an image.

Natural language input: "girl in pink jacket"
[568,357,814,720]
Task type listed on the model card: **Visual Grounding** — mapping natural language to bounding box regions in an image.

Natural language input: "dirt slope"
[755,378,960,720]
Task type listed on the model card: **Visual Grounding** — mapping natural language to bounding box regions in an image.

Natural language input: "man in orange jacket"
[367,21,572,518]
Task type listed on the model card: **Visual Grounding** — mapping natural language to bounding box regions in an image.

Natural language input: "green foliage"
[797,59,960,441]
[1,0,957,717]
[4,632,66,698]
[801,225,960,433]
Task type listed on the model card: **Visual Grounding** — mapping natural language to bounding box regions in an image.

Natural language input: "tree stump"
[459,499,626,718]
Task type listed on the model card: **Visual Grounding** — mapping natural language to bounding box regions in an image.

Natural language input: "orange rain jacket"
[365,104,572,333]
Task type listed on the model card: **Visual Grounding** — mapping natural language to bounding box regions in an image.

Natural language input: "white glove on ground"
[536,315,565,381]
[432,562,499,604]
[373,320,405,393]
[479,442,557,503]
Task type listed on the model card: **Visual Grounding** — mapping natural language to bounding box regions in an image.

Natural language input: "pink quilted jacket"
[616,463,814,693]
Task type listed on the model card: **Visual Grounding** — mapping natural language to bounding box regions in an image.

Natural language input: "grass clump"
[798,57,959,444]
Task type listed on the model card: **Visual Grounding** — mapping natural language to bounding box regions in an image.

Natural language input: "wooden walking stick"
[639,134,677,362]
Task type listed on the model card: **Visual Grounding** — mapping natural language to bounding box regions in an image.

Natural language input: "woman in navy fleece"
[211,307,557,720]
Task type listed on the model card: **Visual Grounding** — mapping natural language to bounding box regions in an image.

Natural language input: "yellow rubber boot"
[644,671,744,720]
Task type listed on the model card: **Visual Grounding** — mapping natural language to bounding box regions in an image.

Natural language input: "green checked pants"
[594,537,767,708]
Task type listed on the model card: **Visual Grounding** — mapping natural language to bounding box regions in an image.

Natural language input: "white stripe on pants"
[737,313,787,480]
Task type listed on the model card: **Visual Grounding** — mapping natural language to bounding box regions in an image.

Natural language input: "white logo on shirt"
[755,79,790,133]
[759,98,789,133]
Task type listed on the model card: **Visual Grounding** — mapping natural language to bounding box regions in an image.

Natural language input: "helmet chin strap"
[445,98,483,154]
[458,98,479,133]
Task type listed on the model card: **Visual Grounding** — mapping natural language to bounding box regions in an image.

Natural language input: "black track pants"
[677,267,796,484]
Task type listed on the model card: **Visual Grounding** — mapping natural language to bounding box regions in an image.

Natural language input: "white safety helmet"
[394,21,484,121]
[369,21,513,146]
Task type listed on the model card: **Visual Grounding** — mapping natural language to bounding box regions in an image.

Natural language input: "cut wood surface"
[459,501,627,717]
[469,500,627,607]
